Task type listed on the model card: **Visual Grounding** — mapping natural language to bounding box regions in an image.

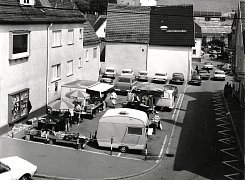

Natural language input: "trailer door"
[121,127,142,146]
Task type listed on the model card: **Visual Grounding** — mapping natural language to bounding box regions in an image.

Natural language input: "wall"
[48,24,85,103]
[192,38,202,61]
[105,42,147,75]
[140,0,157,6]
[96,21,106,38]
[147,46,192,80]
[0,24,47,128]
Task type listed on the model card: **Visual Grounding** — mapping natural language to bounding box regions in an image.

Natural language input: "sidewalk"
[223,94,244,157]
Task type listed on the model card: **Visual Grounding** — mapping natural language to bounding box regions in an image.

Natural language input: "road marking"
[156,135,167,163]
[171,93,183,120]
[222,160,244,173]
[224,173,241,180]
[220,148,240,159]
[117,152,121,157]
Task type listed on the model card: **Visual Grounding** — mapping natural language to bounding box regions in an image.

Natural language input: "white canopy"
[87,82,114,93]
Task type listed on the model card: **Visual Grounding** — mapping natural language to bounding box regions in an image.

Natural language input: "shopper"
[63,110,71,132]
[110,90,117,108]
[224,82,229,98]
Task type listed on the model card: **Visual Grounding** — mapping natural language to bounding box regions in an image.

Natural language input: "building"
[105,3,194,80]
[231,1,245,107]
[117,0,157,6]
[192,23,203,62]
[0,0,99,130]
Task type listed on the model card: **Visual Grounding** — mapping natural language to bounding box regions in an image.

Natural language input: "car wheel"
[19,174,31,180]
[119,146,128,153]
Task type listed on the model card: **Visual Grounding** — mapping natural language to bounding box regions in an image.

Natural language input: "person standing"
[63,110,71,132]
[224,82,229,98]
[110,90,117,108]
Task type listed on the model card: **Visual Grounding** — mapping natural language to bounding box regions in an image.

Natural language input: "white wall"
[96,20,106,38]
[140,0,157,6]
[0,24,47,127]
[48,24,85,103]
[147,46,192,80]
[105,42,147,75]
[192,38,202,59]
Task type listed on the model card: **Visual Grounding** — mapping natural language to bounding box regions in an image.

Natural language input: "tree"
[74,0,91,14]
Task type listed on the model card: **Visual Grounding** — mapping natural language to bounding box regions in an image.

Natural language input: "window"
[20,0,34,5]
[93,48,97,59]
[85,50,89,62]
[67,29,74,45]
[79,28,83,39]
[52,64,61,81]
[127,127,142,135]
[10,31,30,60]
[52,30,61,47]
[9,89,29,123]
[193,49,196,55]
[67,60,73,76]
[78,58,82,68]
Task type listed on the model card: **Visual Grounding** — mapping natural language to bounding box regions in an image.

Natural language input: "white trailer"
[96,108,149,153]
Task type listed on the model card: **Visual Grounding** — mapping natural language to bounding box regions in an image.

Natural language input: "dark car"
[189,73,202,86]
[170,73,184,84]
[198,70,210,80]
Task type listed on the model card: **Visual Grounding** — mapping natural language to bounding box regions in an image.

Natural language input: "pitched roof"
[149,5,195,46]
[0,0,85,24]
[158,0,240,13]
[83,21,101,46]
[93,15,107,32]
[106,3,150,43]
[195,23,202,38]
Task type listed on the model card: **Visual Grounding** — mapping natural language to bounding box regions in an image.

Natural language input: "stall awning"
[87,83,114,93]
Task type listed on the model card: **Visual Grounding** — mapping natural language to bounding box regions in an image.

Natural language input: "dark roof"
[106,3,150,43]
[149,5,195,46]
[93,15,107,32]
[240,1,245,31]
[0,0,85,24]
[195,23,202,38]
[83,21,101,46]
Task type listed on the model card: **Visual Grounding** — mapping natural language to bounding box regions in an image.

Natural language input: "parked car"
[213,70,226,81]
[221,63,231,73]
[202,62,213,70]
[170,73,184,84]
[189,73,202,86]
[137,70,148,81]
[198,69,210,80]
[0,156,37,180]
[121,69,134,76]
[114,75,137,92]
[164,84,178,100]
[103,67,116,78]
[100,77,113,84]
[152,72,168,83]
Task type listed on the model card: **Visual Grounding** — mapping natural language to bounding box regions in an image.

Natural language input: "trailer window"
[127,127,142,135]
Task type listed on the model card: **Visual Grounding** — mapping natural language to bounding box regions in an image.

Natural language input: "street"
[0,59,243,180]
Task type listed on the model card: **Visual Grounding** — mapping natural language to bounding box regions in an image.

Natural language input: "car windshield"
[118,77,131,83]
[139,72,147,75]
[215,71,225,74]
[122,70,131,74]
[173,73,183,77]
[155,73,166,76]
[205,62,212,65]
[192,75,201,80]
[106,69,114,73]
[199,70,208,74]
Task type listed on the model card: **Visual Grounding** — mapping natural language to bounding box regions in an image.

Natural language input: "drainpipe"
[187,47,191,81]
[46,23,53,110]
[146,44,149,71]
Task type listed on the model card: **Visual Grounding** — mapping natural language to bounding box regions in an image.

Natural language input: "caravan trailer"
[96,108,149,153]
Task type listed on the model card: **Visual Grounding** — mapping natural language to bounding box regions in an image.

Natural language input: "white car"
[152,72,168,83]
[103,67,116,78]
[0,156,37,180]
[137,70,148,81]
[203,62,214,70]
[121,69,134,76]
[213,70,226,80]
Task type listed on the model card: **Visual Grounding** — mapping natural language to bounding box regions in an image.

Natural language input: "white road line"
[156,135,167,163]
[171,93,183,120]
[117,152,121,157]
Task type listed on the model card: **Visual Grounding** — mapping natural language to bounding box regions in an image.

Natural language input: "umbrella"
[65,90,90,101]
[48,99,74,111]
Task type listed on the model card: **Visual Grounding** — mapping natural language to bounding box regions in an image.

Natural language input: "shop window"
[52,30,62,47]
[193,49,196,55]
[9,31,30,60]
[67,29,74,45]
[127,127,142,135]
[52,64,61,81]
[67,60,73,76]
[79,28,83,39]
[93,47,97,59]
[9,89,30,123]
[78,58,82,68]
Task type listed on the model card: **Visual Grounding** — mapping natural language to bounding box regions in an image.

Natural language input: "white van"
[96,108,149,153]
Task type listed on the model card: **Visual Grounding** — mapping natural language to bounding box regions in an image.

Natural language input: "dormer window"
[19,0,35,6]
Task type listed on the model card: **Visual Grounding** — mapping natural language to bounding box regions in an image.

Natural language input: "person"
[224,82,229,98]
[63,110,71,132]
[110,90,117,108]
[195,65,199,74]
[74,103,82,124]
[27,100,32,114]
[228,83,232,98]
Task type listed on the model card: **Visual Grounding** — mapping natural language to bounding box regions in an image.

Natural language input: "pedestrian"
[228,83,232,98]
[27,100,32,114]
[195,65,199,74]
[63,110,71,132]
[74,103,82,124]
[110,90,117,108]
[224,82,229,98]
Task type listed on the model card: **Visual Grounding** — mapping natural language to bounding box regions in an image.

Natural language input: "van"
[114,75,137,92]
[96,108,149,153]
